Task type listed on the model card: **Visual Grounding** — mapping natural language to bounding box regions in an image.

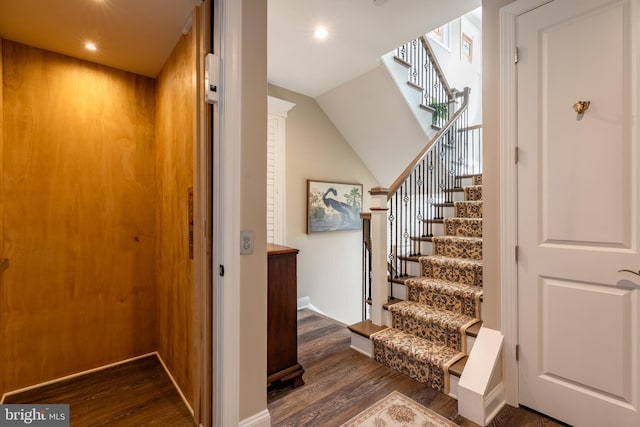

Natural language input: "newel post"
[369,186,389,326]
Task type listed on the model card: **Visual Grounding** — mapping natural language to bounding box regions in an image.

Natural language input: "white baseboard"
[296,296,326,316]
[239,409,271,427]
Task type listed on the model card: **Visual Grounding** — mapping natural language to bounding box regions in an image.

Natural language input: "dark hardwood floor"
[3,355,195,426]
[268,309,568,427]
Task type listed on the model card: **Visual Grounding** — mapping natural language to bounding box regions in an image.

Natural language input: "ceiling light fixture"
[373,0,388,5]
[314,26,328,40]
[85,42,97,51]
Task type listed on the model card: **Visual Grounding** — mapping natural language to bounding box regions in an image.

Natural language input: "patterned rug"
[341,391,458,427]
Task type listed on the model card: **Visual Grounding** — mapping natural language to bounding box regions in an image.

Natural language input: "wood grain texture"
[267,246,303,387]
[0,40,4,368]
[268,310,569,427]
[3,355,195,426]
[155,23,198,412]
[1,41,157,396]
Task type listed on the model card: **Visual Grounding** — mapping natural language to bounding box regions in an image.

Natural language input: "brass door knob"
[573,101,590,114]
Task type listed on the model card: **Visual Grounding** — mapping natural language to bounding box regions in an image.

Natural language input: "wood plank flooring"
[2,355,195,426]
[268,309,568,427]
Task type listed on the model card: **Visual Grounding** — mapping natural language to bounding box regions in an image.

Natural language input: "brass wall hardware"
[573,100,591,114]
[0,258,9,272]
[618,268,640,277]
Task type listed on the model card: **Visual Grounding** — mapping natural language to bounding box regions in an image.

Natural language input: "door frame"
[215,0,242,425]
[195,1,214,426]
[498,0,553,407]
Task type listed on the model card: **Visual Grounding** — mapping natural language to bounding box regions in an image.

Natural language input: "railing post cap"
[369,187,390,196]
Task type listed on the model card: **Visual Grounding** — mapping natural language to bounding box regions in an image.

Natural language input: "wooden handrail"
[387,87,470,197]
[459,124,483,132]
[420,36,454,100]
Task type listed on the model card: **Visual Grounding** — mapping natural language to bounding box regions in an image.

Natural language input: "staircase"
[369,174,483,396]
[348,34,491,401]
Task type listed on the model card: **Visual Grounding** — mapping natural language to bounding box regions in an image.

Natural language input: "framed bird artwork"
[307,180,363,233]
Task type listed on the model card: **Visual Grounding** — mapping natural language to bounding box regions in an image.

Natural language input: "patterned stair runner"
[371,174,483,394]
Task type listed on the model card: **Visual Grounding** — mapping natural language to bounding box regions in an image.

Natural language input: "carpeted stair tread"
[383,297,404,310]
[443,218,483,237]
[432,236,482,260]
[406,277,483,318]
[420,255,483,287]
[391,275,418,285]
[454,201,483,218]
[367,174,484,394]
[463,185,483,201]
[389,301,480,352]
[371,327,465,394]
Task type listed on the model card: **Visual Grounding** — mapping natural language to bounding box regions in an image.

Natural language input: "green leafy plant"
[428,98,448,124]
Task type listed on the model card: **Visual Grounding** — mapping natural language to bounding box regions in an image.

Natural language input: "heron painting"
[307,180,363,233]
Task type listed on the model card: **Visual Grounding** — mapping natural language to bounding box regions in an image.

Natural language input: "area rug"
[341,391,458,426]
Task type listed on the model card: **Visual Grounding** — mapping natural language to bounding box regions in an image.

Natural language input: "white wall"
[428,9,483,126]
[268,84,379,325]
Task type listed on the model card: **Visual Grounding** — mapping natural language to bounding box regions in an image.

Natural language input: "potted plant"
[428,98,448,125]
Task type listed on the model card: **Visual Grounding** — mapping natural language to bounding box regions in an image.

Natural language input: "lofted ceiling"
[0,0,202,78]
[268,0,481,97]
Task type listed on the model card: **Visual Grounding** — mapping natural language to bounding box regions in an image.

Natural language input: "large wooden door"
[516,0,640,425]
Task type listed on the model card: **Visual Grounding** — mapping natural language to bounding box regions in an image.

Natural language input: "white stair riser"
[420,241,433,256]
[431,223,444,236]
[452,191,466,202]
[449,375,460,400]
[350,332,374,357]
[440,206,455,218]
[459,177,477,187]
[391,282,408,300]
[467,334,476,353]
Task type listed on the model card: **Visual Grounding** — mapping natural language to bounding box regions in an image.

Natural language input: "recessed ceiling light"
[314,26,328,40]
[85,42,97,51]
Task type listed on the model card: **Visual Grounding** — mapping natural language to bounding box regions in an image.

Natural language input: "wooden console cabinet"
[267,244,304,389]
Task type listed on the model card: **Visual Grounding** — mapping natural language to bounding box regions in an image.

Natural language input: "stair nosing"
[449,356,467,378]
[393,55,411,68]
[348,320,387,338]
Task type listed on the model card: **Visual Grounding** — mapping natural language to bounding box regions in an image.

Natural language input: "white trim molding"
[239,409,271,427]
[218,0,242,425]
[267,96,295,118]
[267,96,295,245]
[499,0,553,407]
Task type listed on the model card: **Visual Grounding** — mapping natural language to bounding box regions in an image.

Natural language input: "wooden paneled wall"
[0,41,157,395]
[155,24,198,410]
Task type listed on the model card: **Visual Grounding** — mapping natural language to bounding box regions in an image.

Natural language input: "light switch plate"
[240,230,254,255]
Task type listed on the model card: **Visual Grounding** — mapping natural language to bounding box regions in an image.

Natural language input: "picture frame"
[461,32,473,63]
[307,180,363,233]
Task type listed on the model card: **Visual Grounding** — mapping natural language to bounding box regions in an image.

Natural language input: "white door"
[517,0,640,426]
